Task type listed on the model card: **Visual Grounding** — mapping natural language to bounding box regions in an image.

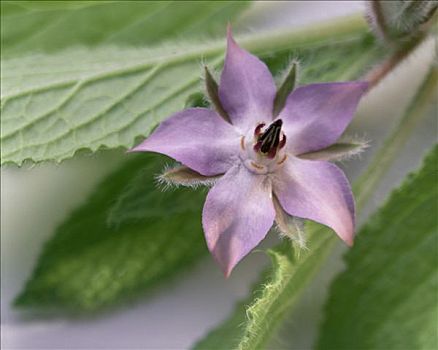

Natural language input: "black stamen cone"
[258,119,283,154]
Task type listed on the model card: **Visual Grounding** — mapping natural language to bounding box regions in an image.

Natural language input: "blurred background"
[1,1,436,349]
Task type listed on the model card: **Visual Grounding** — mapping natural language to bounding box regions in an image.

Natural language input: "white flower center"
[240,120,287,175]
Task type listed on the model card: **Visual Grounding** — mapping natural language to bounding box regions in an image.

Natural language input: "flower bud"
[366,0,437,44]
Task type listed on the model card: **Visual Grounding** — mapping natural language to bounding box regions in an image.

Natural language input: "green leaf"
[1,15,376,166]
[0,1,248,166]
[316,145,438,350]
[14,154,208,312]
[1,1,249,56]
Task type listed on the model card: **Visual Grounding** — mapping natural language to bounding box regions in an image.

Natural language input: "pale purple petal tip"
[130,108,240,176]
[273,157,355,246]
[202,165,275,276]
[218,27,277,132]
[278,81,368,155]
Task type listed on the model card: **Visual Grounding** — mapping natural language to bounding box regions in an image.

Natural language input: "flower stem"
[354,64,438,210]
[364,35,426,88]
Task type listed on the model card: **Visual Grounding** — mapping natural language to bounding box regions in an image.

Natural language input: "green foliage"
[264,34,378,85]
[1,1,249,55]
[15,154,208,311]
[14,29,382,313]
[0,1,248,166]
[1,10,378,166]
[317,145,438,350]
[193,226,336,350]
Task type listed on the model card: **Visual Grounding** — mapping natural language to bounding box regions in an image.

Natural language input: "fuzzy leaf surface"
[1,0,248,165]
[1,1,249,56]
[317,145,438,350]
[1,15,376,165]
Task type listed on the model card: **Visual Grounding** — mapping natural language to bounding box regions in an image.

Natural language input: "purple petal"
[273,156,355,246]
[130,108,240,176]
[202,164,275,276]
[219,27,276,132]
[278,82,368,155]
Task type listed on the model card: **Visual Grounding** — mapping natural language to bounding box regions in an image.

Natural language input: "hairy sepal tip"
[157,164,219,190]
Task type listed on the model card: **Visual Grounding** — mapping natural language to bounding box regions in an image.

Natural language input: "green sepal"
[273,60,298,117]
[204,65,231,123]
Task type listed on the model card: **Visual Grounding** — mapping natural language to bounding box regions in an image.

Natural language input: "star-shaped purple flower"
[131,28,368,277]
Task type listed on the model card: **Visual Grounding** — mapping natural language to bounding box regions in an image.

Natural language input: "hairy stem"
[364,35,427,88]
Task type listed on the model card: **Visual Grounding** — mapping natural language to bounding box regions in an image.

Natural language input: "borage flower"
[131,28,368,277]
